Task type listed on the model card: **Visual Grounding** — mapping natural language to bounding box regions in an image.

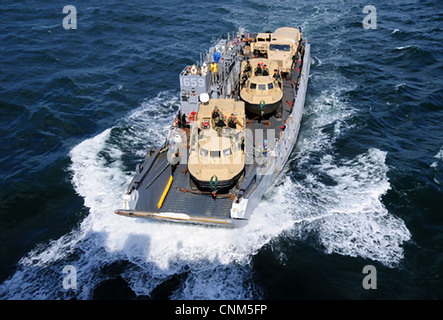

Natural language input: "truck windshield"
[269,44,290,52]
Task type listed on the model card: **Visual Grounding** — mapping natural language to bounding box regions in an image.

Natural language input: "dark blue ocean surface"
[0,0,442,299]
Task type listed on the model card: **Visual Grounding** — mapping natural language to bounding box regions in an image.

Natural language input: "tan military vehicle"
[188,98,245,192]
[250,32,272,56]
[239,58,283,117]
[267,27,302,75]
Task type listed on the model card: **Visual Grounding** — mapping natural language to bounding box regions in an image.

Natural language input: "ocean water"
[0,0,442,300]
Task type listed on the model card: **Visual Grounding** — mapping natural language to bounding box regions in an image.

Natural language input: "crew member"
[244,61,252,74]
[189,87,198,105]
[160,139,173,154]
[262,64,270,76]
[262,139,268,156]
[210,61,218,84]
[241,71,249,88]
[227,113,244,130]
[273,69,282,87]
[160,139,180,173]
[190,64,198,75]
[211,106,220,127]
[300,38,306,56]
[214,116,226,137]
[200,62,208,76]
[254,63,262,76]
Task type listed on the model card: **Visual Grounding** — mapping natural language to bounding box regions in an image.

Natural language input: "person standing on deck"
[214,116,226,137]
[200,62,209,76]
[262,64,270,76]
[273,69,282,87]
[254,62,262,76]
[227,113,244,130]
[262,139,268,156]
[241,71,249,88]
[210,61,218,84]
[244,60,252,75]
[211,106,220,128]
[211,51,222,84]
[160,139,180,174]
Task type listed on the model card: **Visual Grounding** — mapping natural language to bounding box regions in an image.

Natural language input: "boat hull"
[190,170,243,192]
[243,99,282,116]
[115,210,247,228]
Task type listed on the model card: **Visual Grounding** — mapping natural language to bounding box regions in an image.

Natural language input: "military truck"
[250,31,272,57]
[264,27,302,76]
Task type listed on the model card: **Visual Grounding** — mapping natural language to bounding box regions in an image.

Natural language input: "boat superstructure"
[115,27,311,227]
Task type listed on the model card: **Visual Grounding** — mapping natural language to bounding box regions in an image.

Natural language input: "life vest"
[211,62,218,73]
[215,119,226,128]
[188,111,196,122]
[262,143,268,156]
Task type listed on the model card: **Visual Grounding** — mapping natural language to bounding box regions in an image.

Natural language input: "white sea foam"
[395,45,413,50]
[430,145,443,169]
[312,56,322,67]
[395,82,407,90]
[431,145,443,185]
[274,81,410,267]
[292,149,411,267]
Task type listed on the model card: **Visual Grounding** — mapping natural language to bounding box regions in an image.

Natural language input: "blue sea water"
[0,0,442,300]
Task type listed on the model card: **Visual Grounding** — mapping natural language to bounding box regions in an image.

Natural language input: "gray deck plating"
[159,164,233,218]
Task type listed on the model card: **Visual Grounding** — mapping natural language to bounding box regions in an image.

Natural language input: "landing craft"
[115,27,311,227]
